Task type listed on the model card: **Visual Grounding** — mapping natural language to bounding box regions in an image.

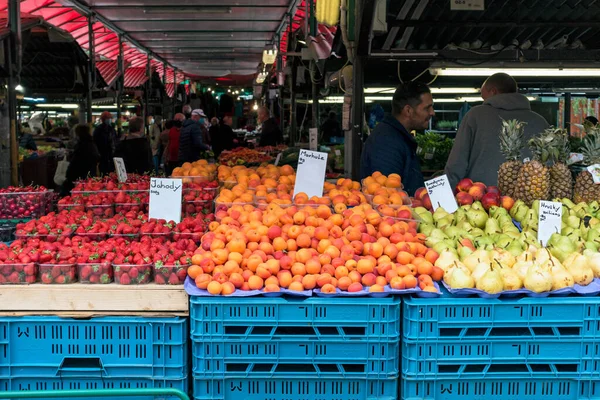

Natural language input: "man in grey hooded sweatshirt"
[445,73,548,188]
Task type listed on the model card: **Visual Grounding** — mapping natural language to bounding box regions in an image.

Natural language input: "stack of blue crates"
[400,293,600,400]
[0,316,188,399]
[190,295,401,400]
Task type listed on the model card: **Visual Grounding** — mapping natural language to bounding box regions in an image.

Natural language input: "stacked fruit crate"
[0,316,188,398]
[190,295,401,400]
[400,293,600,400]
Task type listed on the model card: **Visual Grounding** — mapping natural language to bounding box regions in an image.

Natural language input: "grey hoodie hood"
[484,93,531,111]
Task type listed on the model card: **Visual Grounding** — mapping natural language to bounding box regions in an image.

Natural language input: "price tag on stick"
[149,178,183,223]
[424,175,458,213]
[293,149,328,199]
[538,200,562,246]
[113,157,127,183]
[274,152,282,166]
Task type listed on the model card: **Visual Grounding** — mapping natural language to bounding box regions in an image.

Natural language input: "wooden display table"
[0,283,188,317]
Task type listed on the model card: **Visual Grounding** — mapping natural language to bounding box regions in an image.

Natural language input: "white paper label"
[523,157,530,163]
[335,149,341,156]
[274,153,282,166]
[149,178,183,223]
[113,157,127,183]
[424,174,458,213]
[568,153,584,165]
[451,0,484,10]
[587,164,600,184]
[309,128,318,151]
[293,149,328,199]
[538,200,562,246]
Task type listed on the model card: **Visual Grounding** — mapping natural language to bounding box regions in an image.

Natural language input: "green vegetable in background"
[415,131,454,170]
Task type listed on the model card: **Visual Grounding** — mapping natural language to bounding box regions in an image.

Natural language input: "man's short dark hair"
[129,117,144,134]
[392,82,431,116]
[585,116,599,125]
[484,73,518,94]
[75,124,90,140]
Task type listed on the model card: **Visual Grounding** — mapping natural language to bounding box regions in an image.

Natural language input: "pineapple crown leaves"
[581,129,600,165]
[499,119,527,161]
[529,127,570,164]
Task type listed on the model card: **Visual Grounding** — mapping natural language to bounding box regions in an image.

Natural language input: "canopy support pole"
[172,68,177,117]
[8,0,20,186]
[565,92,572,136]
[348,0,364,180]
[87,14,95,125]
[117,34,123,136]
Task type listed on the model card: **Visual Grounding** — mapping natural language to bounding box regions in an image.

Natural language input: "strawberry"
[41,273,53,284]
[118,273,131,285]
[55,275,65,284]
[89,274,100,284]
[155,274,166,285]
[168,274,180,285]
[129,267,139,279]
[80,265,92,280]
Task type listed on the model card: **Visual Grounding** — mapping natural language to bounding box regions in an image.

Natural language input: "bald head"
[174,113,185,122]
[481,73,518,100]
[182,105,192,115]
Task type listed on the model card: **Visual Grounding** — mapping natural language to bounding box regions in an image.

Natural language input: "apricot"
[195,274,212,289]
[403,275,418,289]
[221,282,236,295]
[207,281,222,295]
[248,275,264,290]
[348,282,364,292]
[302,275,317,290]
[264,284,281,293]
[288,281,305,292]
[369,284,385,293]
[321,283,337,294]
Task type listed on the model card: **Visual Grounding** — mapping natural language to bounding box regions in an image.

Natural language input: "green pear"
[585,241,599,252]
[511,204,529,222]
[433,241,454,255]
[476,266,504,294]
[587,201,600,215]
[506,241,525,257]
[419,223,435,236]
[466,209,488,229]
[493,234,513,249]
[447,265,475,289]
[436,216,454,229]
[454,208,467,223]
[562,198,576,209]
[471,201,484,211]
[433,207,450,221]
[566,215,581,229]
[458,245,474,260]
[470,228,485,238]
[434,250,458,272]
[414,208,434,224]
[532,200,540,213]
[509,200,526,218]
[505,231,521,240]
[574,205,587,219]
[484,218,502,235]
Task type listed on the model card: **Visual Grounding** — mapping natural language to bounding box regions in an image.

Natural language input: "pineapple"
[497,119,526,198]
[547,128,573,200]
[574,128,600,203]
[515,132,551,205]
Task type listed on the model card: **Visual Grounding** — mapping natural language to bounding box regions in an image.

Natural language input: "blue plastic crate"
[192,339,399,378]
[194,375,396,400]
[0,316,187,378]
[190,295,400,340]
[402,338,600,379]
[400,376,594,400]
[403,294,600,340]
[0,375,187,400]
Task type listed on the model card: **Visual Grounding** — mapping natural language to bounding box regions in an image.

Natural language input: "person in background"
[166,113,185,175]
[257,106,283,147]
[19,127,37,151]
[178,109,210,163]
[585,116,599,126]
[159,120,173,173]
[66,115,80,151]
[61,124,100,196]
[198,111,211,149]
[114,116,152,175]
[148,115,163,174]
[208,117,220,147]
[445,73,548,188]
[360,82,434,196]
[320,111,342,143]
[213,115,235,158]
[93,111,117,175]
[183,104,193,120]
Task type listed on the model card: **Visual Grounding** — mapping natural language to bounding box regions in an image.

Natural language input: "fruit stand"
[2,128,600,399]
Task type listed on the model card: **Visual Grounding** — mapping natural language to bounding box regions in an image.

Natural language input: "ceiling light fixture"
[429,67,600,77]
[364,87,480,94]
[262,49,277,65]
[145,7,232,14]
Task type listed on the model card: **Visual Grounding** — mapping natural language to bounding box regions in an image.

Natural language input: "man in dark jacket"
[93,111,118,175]
[178,109,210,163]
[61,124,100,195]
[321,111,342,143]
[213,115,235,157]
[114,117,153,175]
[445,73,548,188]
[360,82,434,196]
[257,106,283,147]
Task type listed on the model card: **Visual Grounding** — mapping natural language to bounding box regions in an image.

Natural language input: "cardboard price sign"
[538,200,562,246]
[149,178,183,223]
[293,149,328,199]
[424,175,458,213]
[113,158,127,183]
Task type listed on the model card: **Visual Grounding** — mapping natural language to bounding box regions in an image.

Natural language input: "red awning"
[123,67,149,89]
[96,60,119,88]
[165,83,175,98]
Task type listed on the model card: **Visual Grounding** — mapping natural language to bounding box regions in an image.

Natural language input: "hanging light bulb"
[252,103,259,111]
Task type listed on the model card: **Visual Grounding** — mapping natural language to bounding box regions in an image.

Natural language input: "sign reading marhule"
[293,149,328,199]
[538,200,562,246]
[149,178,183,223]
[424,174,458,213]
[113,157,127,183]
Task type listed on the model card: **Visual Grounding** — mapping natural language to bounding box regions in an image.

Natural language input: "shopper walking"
[166,113,185,175]
[93,111,118,175]
[114,117,153,175]
[61,124,100,195]
[178,109,210,164]
[257,106,283,147]
[213,115,235,158]
[148,116,163,174]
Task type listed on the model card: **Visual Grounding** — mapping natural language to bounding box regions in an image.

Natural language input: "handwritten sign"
[293,149,328,199]
[309,128,318,151]
[538,200,562,246]
[451,0,484,11]
[113,157,127,183]
[424,175,458,213]
[149,178,183,223]
[274,152,282,166]
[587,164,600,184]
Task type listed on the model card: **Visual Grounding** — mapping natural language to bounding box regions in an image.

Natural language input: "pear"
[562,198,576,209]
[454,208,467,224]
[419,223,435,237]
[566,215,582,229]
[521,209,539,230]
[585,241,599,252]
[564,253,594,286]
[523,265,553,293]
[551,268,575,291]
[434,250,458,272]
[498,263,523,290]
[484,218,502,235]
[471,202,484,211]
[444,261,470,283]
[457,245,474,261]
[472,262,492,282]
[513,260,534,281]
[511,204,529,222]
[506,241,525,257]
[414,207,434,224]
[493,234,513,249]
[470,228,485,238]
[466,209,488,229]
[432,240,455,255]
[583,249,600,278]
[476,266,504,294]
[436,216,454,229]
[509,200,526,218]
[491,249,516,268]
[447,266,475,289]
[433,207,450,223]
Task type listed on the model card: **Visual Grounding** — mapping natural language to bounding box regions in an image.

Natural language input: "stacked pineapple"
[497,119,526,198]
[574,127,600,203]
[547,128,573,200]
[515,132,551,205]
